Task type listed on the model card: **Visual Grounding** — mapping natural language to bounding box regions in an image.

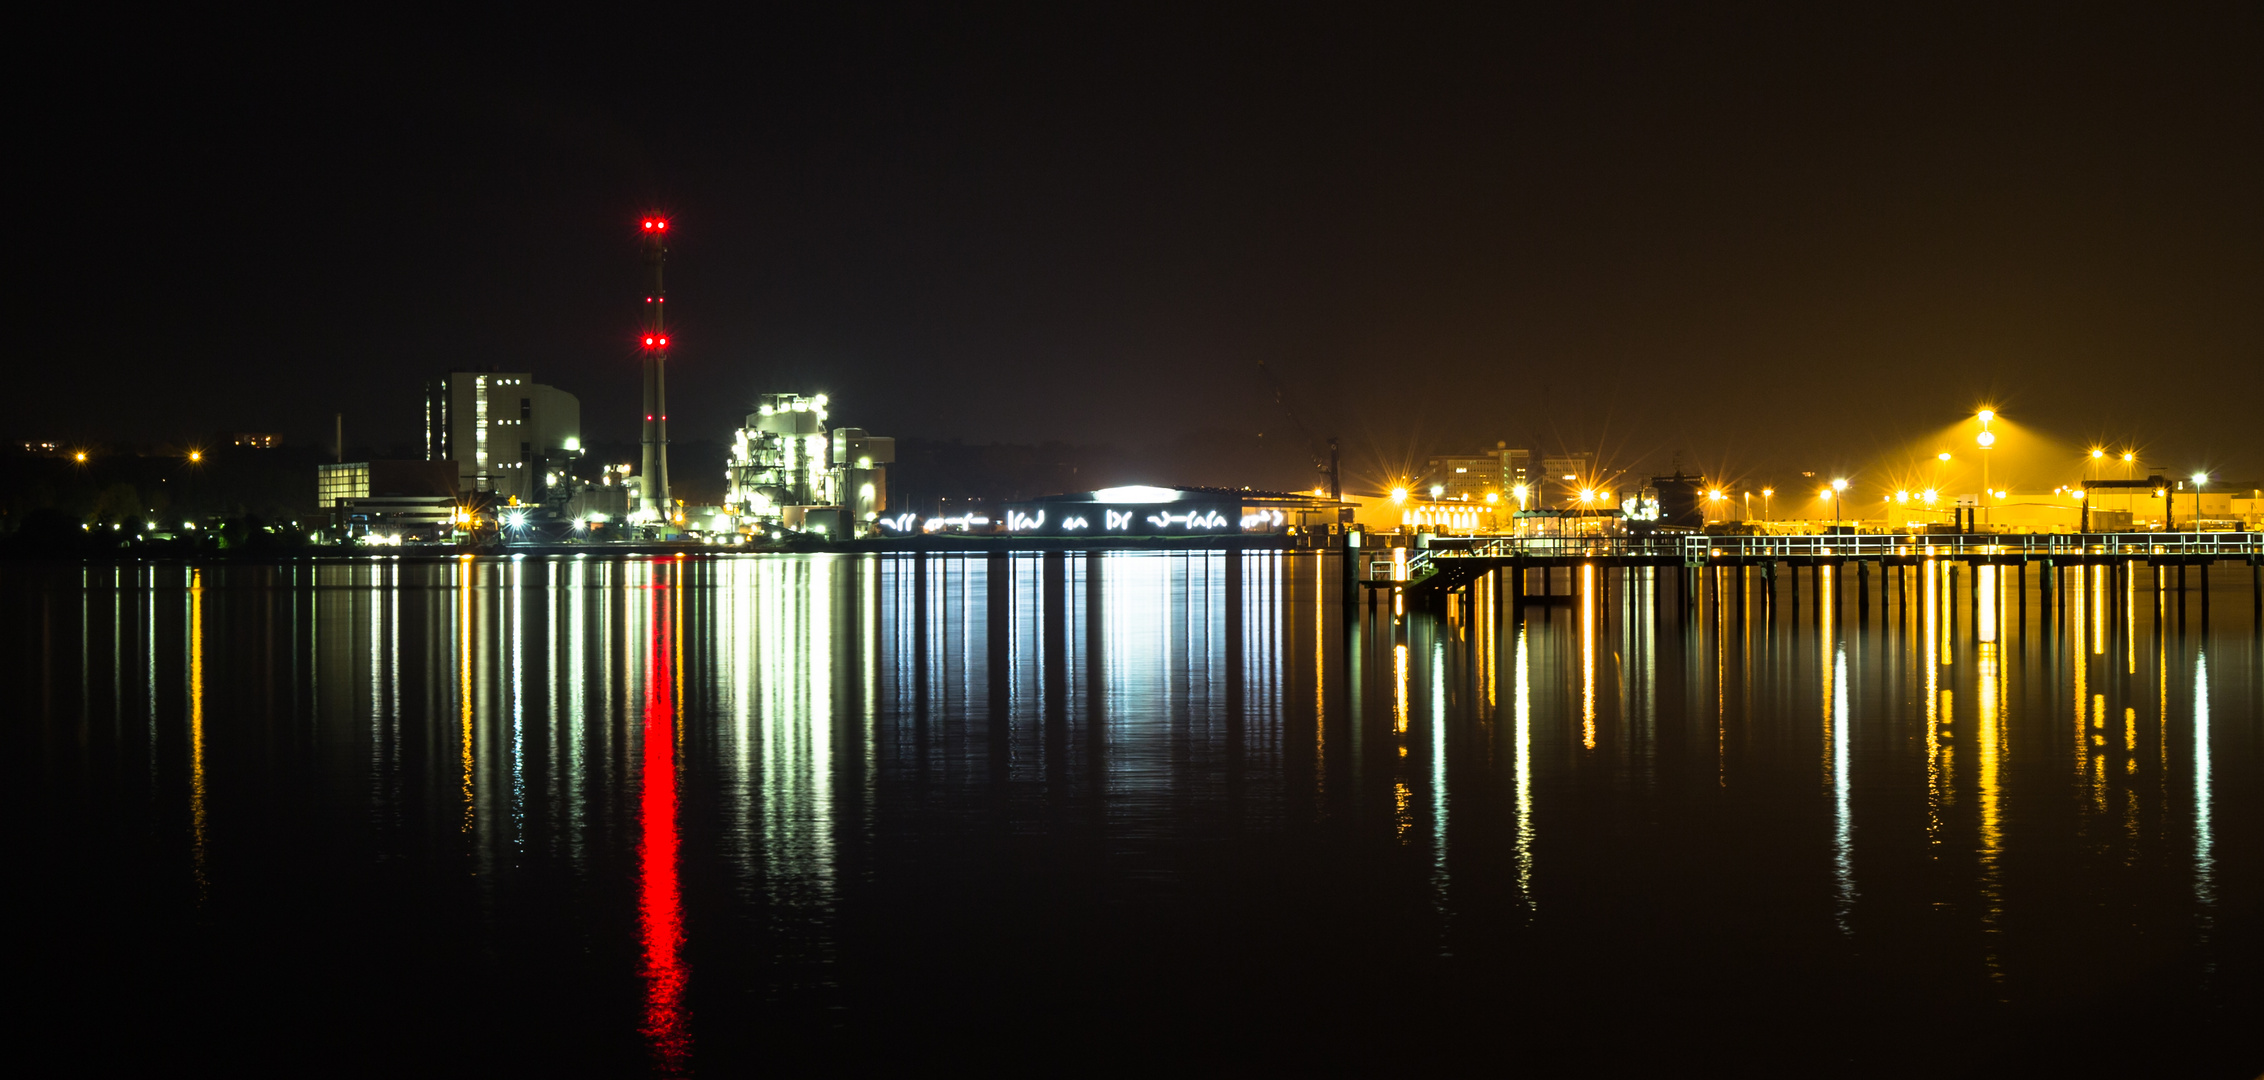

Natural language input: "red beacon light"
[639,217,670,233]
[641,334,669,349]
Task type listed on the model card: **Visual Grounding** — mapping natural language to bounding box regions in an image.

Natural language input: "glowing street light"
[1390,487,1408,504]
[1761,487,1774,521]
[2190,472,2208,532]
[1829,477,1848,527]
[1974,408,1999,530]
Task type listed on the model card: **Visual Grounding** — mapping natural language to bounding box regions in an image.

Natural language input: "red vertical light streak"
[640,564,691,1070]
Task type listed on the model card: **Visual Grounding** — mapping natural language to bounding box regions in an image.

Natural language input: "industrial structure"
[315,459,459,540]
[725,393,897,537]
[636,214,674,529]
[421,372,583,504]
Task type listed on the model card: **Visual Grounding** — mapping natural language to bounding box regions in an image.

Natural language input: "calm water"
[7,553,2259,1076]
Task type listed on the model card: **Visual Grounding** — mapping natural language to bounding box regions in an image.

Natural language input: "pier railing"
[1427,532,2262,565]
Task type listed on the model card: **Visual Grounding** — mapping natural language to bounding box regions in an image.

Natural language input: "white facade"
[424,372,582,504]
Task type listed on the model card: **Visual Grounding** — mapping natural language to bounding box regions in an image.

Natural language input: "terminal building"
[959,485,1346,538]
[422,371,583,505]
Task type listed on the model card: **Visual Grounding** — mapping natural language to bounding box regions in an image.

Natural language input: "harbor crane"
[1255,359,1341,501]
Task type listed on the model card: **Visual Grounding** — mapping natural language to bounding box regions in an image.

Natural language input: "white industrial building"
[422,371,583,504]
[725,393,894,537]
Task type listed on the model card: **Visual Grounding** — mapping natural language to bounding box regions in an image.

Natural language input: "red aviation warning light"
[642,334,670,349]
[640,217,670,233]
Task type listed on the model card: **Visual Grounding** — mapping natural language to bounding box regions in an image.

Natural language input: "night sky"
[15,5,2262,491]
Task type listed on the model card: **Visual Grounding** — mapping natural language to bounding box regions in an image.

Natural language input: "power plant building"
[726,393,896,537]
[423,372,583,505]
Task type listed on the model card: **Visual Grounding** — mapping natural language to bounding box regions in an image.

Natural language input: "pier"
[1363,531,2264,623]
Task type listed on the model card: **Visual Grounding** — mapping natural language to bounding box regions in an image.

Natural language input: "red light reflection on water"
[640,567,691,1071]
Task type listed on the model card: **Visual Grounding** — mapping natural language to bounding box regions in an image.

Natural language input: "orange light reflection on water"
[1580,565,1595,750]
[189,568,208,896]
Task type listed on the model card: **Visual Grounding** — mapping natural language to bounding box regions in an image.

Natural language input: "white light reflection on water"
[14,550,2264,1074]
[1430,633,1450,934]
[1831,641,1853,932]
[1513,623,1535,915]
[2194,648,2213,915]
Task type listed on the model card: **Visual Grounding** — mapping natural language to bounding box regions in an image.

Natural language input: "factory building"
[423,372,583,504]
[832,427,895,529]
[725,393,897,537]
[315,459,459,540]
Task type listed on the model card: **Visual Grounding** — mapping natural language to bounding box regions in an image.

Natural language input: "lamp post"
[1762,487,1773,522]
[1831,477,1848,531]
[1707,488,1724,524]
[1975,410,1996,531]
[184,448,204,530]
[2191,472,2207,533]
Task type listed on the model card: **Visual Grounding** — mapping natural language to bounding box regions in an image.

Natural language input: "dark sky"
[14,4,2262,492]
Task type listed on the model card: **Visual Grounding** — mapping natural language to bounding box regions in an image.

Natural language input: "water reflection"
[2194,648,2213,914]
[8,549,2256,1073]
[1512,623,1535,914]
[639,559,690,1071]
[189,567,208,896]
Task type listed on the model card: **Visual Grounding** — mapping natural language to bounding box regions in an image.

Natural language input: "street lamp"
[2191,472,2207,532]
[1831,477,1848,529]
[1762,487,1774,521]
[1707,488,1724,523]
[1974,409,1997,531]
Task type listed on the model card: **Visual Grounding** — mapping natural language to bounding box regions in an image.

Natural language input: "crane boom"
[1255,360,1340,500]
